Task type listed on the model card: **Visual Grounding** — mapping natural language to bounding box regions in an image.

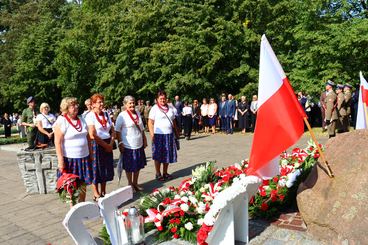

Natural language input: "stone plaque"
[17,148,58,194]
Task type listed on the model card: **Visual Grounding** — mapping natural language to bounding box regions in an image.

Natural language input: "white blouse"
[85,111,112,140]
[200,104,209,116]
[182,106,193,116]
[54,116,89,158]
[115,111,144,150]
[148,105,176,134]
[208,103,217,116]
[36,113,56,129]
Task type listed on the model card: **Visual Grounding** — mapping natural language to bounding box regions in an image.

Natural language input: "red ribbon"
[126,109,140,126]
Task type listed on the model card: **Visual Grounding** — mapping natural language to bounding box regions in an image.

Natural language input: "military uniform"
[324,90,338,137]
[344,90,352,131]
[21,107,37,148]
[336,91,346,132]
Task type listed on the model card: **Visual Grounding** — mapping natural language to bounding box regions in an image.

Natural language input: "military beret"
[337,84,344,89]
[26,96,34,104]
[344,83,352,89]
[326,80,335,87]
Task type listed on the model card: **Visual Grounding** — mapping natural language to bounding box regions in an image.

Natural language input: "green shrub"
[0,137,27,145]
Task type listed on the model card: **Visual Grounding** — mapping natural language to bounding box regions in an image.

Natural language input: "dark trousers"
[251,113,257,132]
[225,117,233,134]
[176,115,183,133]
[192,118,200,133]
[220,117,226,132]
[183,115,192,138]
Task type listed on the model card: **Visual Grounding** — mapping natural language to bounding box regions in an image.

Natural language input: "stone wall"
[17,148,58,194]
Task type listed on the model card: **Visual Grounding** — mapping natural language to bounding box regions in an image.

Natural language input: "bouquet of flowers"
[56,172,85,206]
[134,140,321,244]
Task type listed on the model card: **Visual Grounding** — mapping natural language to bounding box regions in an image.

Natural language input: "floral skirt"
[152,133,177,163]
[91,139,114,184]
[57,156,93,185]
[122,147,147,172]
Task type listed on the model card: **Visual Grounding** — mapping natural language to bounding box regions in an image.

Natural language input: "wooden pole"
[303,117,334,178]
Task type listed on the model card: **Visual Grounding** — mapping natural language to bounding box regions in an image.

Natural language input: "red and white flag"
[356,71,368,129]
[247,35,306,179]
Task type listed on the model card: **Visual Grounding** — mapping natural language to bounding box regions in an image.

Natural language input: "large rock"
[17,148,58,194]
[297,129,368,243]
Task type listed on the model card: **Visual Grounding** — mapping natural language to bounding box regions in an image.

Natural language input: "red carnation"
[173,233,179,239]
[163,198,171,205]
[157,226,163,231]
[262,179,269,185]
[273,176,279,183]
[260,203,268,211]
[259,188,266,197]
[279,195,285,201]
[170,227,177,233]
[179,210,185,216]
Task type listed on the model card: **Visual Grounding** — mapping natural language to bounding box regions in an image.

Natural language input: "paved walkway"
[0,132,328,245]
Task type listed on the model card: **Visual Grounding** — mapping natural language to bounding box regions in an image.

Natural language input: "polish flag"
[247,35,306,179]
[356,71,368,129]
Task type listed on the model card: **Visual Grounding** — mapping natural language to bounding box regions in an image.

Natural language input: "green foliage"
[1,0,368,112]
[99,225,112,245]
[0,136,26,145]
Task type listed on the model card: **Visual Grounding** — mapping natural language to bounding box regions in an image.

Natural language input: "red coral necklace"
[64,114,82,132]
[94,112,107,129]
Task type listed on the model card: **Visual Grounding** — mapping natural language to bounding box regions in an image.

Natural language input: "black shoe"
[24,147,35,152]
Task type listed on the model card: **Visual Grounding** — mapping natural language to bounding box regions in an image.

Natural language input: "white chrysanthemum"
[278,178,287,187]
[180,203,189,212]
[197,218,204,225]
[181,196,189,203]
[199,187,206,192]
[184,222,193,231]
[280,159,289,167]
[180,191,186,196]
[204,184,211,189]
[189,196,198,204]
[196,202,206,214]
[204,195,213,202]
[214,185,222,191]
[174,194,181,199]
[234,163,242,170]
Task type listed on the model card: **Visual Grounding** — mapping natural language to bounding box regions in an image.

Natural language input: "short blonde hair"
[40,102,50,112]
[60,97,78,114]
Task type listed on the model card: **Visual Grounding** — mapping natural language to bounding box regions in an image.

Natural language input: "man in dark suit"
[174,95,184,133]
[218,93,227,133]
[225,94,236,134]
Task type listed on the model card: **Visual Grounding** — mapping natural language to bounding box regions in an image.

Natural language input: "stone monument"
[17,148,58,194]
[297,129,368,243]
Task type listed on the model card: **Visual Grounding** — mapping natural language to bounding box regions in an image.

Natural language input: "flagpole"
[303,117,334,178]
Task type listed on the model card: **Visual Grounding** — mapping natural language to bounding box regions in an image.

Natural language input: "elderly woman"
[237,96,249,134]
[208,98,218,134]
[35,103,56,147]
[115,96,147,192]
[148,91,179,181]
[85,94,115,200]
[54,97,92,203]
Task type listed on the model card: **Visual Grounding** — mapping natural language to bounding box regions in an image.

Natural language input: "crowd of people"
[0,81,361,205]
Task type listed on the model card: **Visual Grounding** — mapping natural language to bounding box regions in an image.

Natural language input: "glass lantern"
[124,207,145,244]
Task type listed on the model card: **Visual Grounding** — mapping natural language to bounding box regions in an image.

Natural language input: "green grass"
[0,126,19,135]
[0,136,27,145]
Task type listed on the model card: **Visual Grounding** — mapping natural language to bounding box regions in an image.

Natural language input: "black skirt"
[37,128,53,145]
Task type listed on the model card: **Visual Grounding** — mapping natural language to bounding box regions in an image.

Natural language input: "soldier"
[320,89,328,132]
[21,96,38,150]
[324,80,338,138]
[336,84,346,133]
[343,83,353,131]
